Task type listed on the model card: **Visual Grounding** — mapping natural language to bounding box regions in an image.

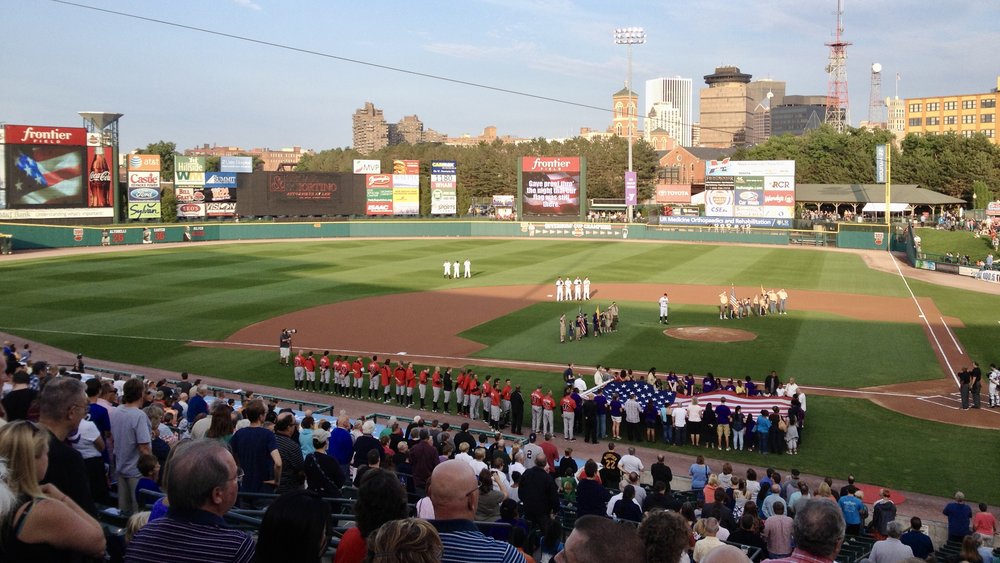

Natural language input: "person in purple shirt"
[594,389,608,439]
[724,379,736,392]
[745,376,758,396]
[571,389,583,433]
[702,374,717,393]
[715,398,732,450]
[684,374,695,395]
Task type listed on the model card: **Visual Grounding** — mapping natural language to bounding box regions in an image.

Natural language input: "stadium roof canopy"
[796,184,966,206]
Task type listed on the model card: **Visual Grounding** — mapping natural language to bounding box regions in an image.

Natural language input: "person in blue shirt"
[900,516,935,559]
[839,490,865,535]
[942,491,973,543]
[755,410,771,454]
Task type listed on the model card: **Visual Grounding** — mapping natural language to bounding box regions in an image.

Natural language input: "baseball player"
[467,373,481,421]
[319,351,332,393]
[988,363,1000,407]
[405,363,416,407]
[583,276,591,300]
[574,276,582,300]
[394,363,407,405]
[560,389,576,441]
[443,260,451,278]
[530,385,544,433]
[464,258,471,278]
[556,277,564,302]
[303,351,317,391]
[293,350,306,390]
[719,291,728,320]
[431,367,442,411]
[778,288,788,314]
[381,359,393,403]
[368,356,381,400]
[659,293,670,324]
[452,260,460,279]
[418,367,429,410]
[352,357,364,398]
[541,390,556,435]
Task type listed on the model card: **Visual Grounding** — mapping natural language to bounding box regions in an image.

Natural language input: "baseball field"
[2,237,999,502]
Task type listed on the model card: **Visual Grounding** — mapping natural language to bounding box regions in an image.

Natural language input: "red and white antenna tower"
[824,0,851,132]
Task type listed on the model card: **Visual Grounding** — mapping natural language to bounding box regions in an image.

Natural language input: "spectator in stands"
[558,514,645,563]
[517,454,560,529]
[336,468,410,563]
[71,402,108,506]
[651,454,673,491]
[899,517,934,559]
[639,509,690,563]
[2,368,37,422]
[475,467,508,522]
[702,487,736,531]
[304,428,345,498]
[693,517,725,562]
[0,420,107,560]
[729,513,768,560]
[762,484,786,519]
[254,490,332,563]
[37,376,96,515]
[762,499,845,563]
[867,521,912,563]
[110,378,152,516]
[689,455,711,496]
[973,502,997,545]
[943,491,973,543]
[959,535,987,563]
[230,399,281,507]
[126,439,255,562]
[352,420,383,469]
[427,459,526,563]
[643,480,680,513]
[870,488,897,539]
[599,442,623,487]
[363,518,443,563]
[837,486,865,535]
[330,413,355,469]
[540,433,559,473]
[762,502,794,559]
[408,429,438,497]
[205,402,236,444]
[186,384,209,425]
[838,474,858,498]
[134,453,162,508]
[576,459,611,517]
[274,413,304,493]
[611,484,643,523]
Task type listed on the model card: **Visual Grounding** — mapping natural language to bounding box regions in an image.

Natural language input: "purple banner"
[625,171,637,205]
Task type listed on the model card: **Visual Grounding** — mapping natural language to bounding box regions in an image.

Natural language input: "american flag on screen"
[596,383,792,413]
[12,147,83,204]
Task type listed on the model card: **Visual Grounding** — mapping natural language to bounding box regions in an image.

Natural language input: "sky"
[3,0,999,154]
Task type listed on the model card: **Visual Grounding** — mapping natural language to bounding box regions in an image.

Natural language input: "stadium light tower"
[614,26,645,221]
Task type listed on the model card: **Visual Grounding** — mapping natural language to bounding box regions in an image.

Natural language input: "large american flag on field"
[597,382,792,413]
[11,146,83,205]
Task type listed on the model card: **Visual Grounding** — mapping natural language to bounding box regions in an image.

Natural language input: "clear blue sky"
[4,0,998,153]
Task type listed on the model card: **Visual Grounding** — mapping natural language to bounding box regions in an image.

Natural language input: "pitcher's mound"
[665,326,757,343]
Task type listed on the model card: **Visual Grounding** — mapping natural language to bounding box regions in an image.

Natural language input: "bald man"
[428,460,526,563]
[558,514,646,563]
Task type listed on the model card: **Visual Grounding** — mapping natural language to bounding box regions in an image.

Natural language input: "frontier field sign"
[518,156,586,220]
[703,159,795,228]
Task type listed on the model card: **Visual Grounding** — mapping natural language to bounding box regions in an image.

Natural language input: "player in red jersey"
[467,373,481,422]
[489,387,502,431]
[541,390,556,435]
[430,367,442,412]
[560,389,576,441]
[455,371,467,416]
[393,363,407,405]
[351,357,364,399]
[319,351,332,394]
[293,350,306,390]
[404,363,417,408]
[530,385,544,433]
[380,360,392,403]
[418,367,429,410]
[501,379,513,427]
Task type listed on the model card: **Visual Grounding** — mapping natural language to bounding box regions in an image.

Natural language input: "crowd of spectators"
[0,343,997,563]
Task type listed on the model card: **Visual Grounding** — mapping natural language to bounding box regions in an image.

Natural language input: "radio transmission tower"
[868,63,885,126]
[824,0,851,132]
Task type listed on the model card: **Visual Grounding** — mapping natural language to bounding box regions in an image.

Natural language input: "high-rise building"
[645,77,693,146]
[389,115,424,146]
[885,96,906,142]
[692,122,701,147]
[904,77,998,144]
[611,86,639,138]
[699,66,753,148]
[746,79,785,145]
[352,101,389,155]
[646,101,682,150]
[771,95,827,137]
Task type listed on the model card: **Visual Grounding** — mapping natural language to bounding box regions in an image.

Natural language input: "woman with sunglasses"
[0,420,106,560]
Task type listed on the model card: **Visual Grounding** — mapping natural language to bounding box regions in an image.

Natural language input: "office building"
[904,77,998,144]
[645,77,693,146]
[646,101,682,150]
[771,95,827,137]
[699,66,753,148]
[352,101,389,155]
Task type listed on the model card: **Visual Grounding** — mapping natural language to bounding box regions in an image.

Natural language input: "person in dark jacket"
[517,454,560,529]
[576,460,611,517]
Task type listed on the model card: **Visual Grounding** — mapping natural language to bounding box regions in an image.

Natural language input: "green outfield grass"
[461,302,939,387]
[914,226,997,262]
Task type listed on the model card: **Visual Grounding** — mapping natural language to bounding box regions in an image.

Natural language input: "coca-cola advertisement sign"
[3,125,87,146]
[86,145,112,207]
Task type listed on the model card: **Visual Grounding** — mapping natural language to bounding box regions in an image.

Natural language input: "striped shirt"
[430,519,527,563]
[623,398,642,423]
[125,508,255,563]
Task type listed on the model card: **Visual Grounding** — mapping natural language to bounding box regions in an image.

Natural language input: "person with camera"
[278,329,295,366]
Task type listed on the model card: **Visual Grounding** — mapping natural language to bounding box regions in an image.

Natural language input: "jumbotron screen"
[520,156,581,216]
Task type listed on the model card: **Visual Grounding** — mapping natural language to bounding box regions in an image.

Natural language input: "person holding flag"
[729,285,739,319]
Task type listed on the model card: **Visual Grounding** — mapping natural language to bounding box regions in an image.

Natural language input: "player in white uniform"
[583,277,591,300]
[556,277,564,301]
[464,259,471,278]
[989,364,1000,407]
[452,260,460,279]
[574,276,582,300]
[443,260,451,278]
[658,293,670,324]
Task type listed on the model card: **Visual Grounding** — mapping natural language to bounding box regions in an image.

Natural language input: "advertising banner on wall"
[366,174,393,215]
[624,171,637,206]
[205,172,237,188]
[392,160,419,175]
[520,156,582,216]
[128,154,161,172]
[0,124,114,219]
[703,160,794,222]
[353,159,381,174]
[391,174,419,215]
[220,156,253,173]
[237,171,363,216]
[655,184,691,204]
[176,202,206,218]
[522,222,629,239]
[430,160,457,215]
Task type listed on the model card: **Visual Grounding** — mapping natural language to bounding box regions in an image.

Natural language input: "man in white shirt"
[671,403,687,446]
[463,259,471,278]
[573,376,588,394]
[593,365,608,387]
[555,278,564,302]
[618,447,644,475]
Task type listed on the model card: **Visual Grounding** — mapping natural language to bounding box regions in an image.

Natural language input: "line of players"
[555,276,591,301]
[718,288,789,320]
[290,350,518,430]
[443,259,472,279]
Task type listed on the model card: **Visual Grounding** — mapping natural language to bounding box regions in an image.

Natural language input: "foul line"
[888,254,959,385]
[0,327,191,343]
[940,317,963,354]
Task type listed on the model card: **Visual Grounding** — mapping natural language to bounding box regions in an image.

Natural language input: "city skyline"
[4,1,999,153]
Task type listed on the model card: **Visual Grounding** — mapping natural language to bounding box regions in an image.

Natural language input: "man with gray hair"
[38,376,96,514]
[867,521,913,563]
[516,454,560,528]
[126,440,256,562]
[186,383,209,425]
[763,499,846,563]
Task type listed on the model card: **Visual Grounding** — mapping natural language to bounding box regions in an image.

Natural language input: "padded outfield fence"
[0,219,892,252]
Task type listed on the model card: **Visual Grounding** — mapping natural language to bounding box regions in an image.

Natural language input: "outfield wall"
[0,220,888,251]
